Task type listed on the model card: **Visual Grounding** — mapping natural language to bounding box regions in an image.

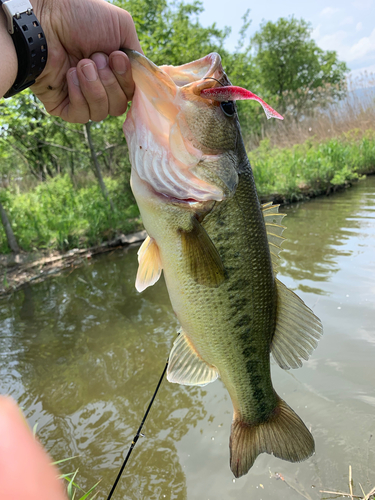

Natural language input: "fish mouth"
[123,50,230,203]
[123,49,224,88]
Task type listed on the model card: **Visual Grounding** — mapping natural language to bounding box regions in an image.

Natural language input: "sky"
[198,0,375,80]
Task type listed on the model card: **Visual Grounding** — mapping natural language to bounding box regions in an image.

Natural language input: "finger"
[113,6,143,54]
[91,52,128,116]
[0,397,67,500]
[56,68,90,123]
[109,51,135,103]
[76,59,109,122]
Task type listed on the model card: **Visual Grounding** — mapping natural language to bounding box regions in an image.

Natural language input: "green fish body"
[124,50,323,477]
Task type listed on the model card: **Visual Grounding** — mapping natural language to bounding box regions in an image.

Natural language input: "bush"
[0,175,140,253]
[250,130,375,200]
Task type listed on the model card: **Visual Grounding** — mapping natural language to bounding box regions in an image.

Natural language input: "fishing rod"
[106,360,168,500]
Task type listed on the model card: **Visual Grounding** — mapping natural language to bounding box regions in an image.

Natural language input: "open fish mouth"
[123,50,283,204]
[123,50,229,203]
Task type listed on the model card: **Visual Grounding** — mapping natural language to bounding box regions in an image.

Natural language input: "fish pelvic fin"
[179,217,226,287]
[135,235,163,292]
[271,279,323,369]
[230,396,315,478]
[167,330,219,386]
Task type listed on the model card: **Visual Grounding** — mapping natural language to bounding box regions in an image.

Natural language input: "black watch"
[1,0,47,98]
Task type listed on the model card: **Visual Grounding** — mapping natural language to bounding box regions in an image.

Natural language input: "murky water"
[1,176,375,500]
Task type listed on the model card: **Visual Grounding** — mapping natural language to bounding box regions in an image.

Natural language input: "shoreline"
[0,230,146,298]
[0,175,369,298]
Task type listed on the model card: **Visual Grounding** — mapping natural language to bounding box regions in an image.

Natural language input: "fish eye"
[220,101,236,117]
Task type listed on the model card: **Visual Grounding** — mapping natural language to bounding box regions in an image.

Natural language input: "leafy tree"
[251,17,349,117]
[0,91,88,182]
[112,0,229,65]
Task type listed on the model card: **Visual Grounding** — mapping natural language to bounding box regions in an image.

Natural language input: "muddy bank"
[0,230,146,298]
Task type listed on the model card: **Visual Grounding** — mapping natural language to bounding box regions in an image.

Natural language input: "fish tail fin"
[230,396,314,478]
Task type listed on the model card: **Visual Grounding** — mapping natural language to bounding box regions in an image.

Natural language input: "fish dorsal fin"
[179,217,226,287]
[271,279,323,369]
[167,331,219,386]
[262,202,286,272]
[135,235,163,292]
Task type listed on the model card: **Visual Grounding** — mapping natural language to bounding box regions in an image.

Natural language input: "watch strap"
[1,1,47,98]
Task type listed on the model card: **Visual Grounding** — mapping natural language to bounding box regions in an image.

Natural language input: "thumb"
[0,396,67,500]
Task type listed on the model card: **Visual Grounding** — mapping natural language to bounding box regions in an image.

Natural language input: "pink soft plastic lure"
[201,86,283,120]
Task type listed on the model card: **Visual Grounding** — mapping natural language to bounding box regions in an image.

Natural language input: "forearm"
[0,9,17,98]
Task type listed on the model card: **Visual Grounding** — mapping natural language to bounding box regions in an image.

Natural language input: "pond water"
[1,176,375,500]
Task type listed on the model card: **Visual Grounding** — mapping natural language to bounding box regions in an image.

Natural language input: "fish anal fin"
[271,279,323,370]
[167,331,219,386]
[135,235,162,292]
[179,217,226,287]
[230,396,314,478]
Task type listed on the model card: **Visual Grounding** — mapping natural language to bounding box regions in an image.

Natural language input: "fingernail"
[112,55,126,75]
[82,62,97,82]
[92,53,108,70]
[71,69,79,86]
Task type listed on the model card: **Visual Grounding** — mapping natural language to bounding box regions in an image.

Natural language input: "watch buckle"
[1,0,33,34]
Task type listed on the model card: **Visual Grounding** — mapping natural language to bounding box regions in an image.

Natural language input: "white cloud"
[311,24,321,39]
[356,22,363,31]
[349,63,375,81]
[316,30,348,55]
[340,16,354,26]
[320,6,340,16]
[349,27,375,60]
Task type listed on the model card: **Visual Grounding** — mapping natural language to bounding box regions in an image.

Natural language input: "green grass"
[250,129,375,201]
[0,175,141,254]
[1,129,375,254]
[53,457,100,500]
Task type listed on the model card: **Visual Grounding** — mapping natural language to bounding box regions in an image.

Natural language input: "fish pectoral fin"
[135,235,162,292]
[271,279,323,370]
[167,331,219,386]
[179,217,226,287]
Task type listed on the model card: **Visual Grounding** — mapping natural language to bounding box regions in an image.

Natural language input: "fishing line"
[106,360,168,500]
[203,77,225,86]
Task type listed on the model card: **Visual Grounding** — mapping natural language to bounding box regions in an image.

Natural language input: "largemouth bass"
[123,50,323,478]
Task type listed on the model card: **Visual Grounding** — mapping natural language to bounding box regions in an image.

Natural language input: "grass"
[0,175,141,254]
[53,457,100,500]
[250,129,375,202]
[1,127,375,254]
[320,465,375,500]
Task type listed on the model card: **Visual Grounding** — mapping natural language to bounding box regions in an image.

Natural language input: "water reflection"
[0,247,205,498]
[279,178,375,295]
[1,177,375,499]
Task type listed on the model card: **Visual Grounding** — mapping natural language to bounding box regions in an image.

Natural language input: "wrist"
[0,7,17,97]
[1,0,48,98]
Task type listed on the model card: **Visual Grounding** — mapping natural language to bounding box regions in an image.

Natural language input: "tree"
[113,0,229,66]
[0,197,20,253]
[251,17,349,117]
[84,122,115,211]
[0,91,88,182]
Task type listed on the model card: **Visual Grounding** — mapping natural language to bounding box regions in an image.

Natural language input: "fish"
[122,49,323,478]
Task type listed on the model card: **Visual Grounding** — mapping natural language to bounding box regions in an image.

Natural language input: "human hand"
[30,0,143,122]
[0,396,67,500]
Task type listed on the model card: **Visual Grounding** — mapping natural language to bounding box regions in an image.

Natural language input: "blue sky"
[199,0,375,79]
